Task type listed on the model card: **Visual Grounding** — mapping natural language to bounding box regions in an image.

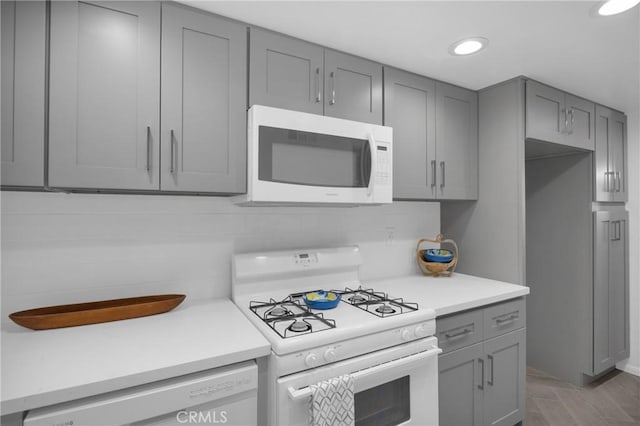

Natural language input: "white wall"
[0,192,440,329]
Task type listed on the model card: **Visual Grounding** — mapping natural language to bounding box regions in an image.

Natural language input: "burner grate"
[249,296,336,338]
[337,286,419,317]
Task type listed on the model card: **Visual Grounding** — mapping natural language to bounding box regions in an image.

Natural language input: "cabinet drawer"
[436,309,484,353]
[483,298,526,340]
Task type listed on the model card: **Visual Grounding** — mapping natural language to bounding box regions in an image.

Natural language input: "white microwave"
[233,105,393,206]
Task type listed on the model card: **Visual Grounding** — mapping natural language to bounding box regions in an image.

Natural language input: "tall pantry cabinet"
[442,77,629,385]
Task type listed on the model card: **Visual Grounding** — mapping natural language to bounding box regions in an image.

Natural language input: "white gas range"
[232,246,441,426]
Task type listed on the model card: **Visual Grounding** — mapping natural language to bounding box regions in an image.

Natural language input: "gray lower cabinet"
[1,1,46,187]
[383,68,436,199]
[525,80,595,151]
[435,82,478,200]
[593,210,629,375]
[249,28,323,115]
[161,3,246,193]
[594,105,627,202]
[439,343,484,426]
[324,50,382,124]
[49,1,161,190]
[438,298,526,426]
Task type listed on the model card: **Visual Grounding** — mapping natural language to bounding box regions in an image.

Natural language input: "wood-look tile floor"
[526,367,640,425]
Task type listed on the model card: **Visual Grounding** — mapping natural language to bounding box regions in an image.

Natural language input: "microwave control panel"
[375,143,391,185]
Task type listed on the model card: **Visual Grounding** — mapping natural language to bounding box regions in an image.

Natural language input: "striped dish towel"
[309,374,355,426]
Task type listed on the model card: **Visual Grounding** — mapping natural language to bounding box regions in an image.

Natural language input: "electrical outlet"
[385,227,395,246]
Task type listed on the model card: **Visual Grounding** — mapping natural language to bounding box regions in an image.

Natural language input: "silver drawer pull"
[444,327,473,339]
[495,313,519,324]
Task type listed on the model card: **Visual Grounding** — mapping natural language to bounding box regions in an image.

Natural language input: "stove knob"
[415,324,428,338]
[305,353,319,367]
[324,348,337,363]
[401,329,411,341]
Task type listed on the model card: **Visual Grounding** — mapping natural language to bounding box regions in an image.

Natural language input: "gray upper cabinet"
[1,1,46,187]
[594,105,627,202]
[48,1,160,190]
[249,28,323,115]
[436,82,479,200]
[161,4,246,193]
[593,210,629,375]
[324,50,383,124]
[384,68,436,199]
[526,80,595,151]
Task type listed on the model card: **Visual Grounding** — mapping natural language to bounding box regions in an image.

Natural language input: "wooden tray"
[9,294,186,330]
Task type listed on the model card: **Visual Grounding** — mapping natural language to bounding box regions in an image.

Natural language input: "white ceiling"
[180,1,640,113]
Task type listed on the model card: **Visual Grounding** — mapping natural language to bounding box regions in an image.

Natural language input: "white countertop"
[369,273,529,317]
[1,298,270,416]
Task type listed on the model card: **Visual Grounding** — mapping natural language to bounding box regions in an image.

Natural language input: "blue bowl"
[423,248,454,263]
[303,291,341,310]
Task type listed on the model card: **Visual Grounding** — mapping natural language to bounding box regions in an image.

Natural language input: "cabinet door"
[435,82,478,200]
[565,94,595,151]
[383,68,436,199]
[483,328,525,426]
[525,80,565,145]
[609,111,627,202]
[439,343,484,426]
[161,4,246,193]
[593,211,615,373]
[593,211,629,374]
[324,50,382,124]
[249,28,323,115]
[1,1,46,187]
[49,1,160,190]
[594,106,612,201]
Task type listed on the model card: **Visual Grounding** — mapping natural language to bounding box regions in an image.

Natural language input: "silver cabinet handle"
[431,160,436,188]
[562,108,568,134]
[568,109,575,135]
[170,129,177,175]
[611,221,622,241]
[329,71,336,105]
[440,161,445,189]
[478,358,485,390]
[615,171,621,192]
[146,126,152,172]
[495,312,519,324]
[487,354,495,386]
[605,171,613,193]
[315,67,321,103]
[444,327,472,339]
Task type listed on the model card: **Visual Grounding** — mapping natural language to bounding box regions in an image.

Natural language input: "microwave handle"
[367,133,377,197]
[286,345,441,402]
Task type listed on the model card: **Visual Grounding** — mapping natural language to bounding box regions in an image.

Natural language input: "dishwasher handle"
[287,345,442,401]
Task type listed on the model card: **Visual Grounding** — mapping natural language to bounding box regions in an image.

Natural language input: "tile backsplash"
[1,191,440,327]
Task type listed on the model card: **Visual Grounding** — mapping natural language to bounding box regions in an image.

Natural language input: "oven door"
[276,337,440,426]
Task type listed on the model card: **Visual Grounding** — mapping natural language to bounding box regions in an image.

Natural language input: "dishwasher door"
[24,361,257,426]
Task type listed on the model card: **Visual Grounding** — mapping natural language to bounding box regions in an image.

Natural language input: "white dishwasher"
[24,361,258,426]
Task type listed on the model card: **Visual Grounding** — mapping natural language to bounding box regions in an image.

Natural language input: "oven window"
[354,376,410,426]
[258,126,371,188]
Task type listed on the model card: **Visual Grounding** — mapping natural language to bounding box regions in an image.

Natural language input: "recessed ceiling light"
[598,0,640,15]
[449,37,489,56]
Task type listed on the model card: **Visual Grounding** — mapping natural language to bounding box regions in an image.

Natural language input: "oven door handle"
[286,345,442,402]
[366,133,377,198]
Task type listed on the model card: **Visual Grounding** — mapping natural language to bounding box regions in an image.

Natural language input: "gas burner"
[288,320,312,333]
[249,297,336,339]
[267,306,291,317]
[375,304,396,315]
[348,294,367,304]
[339,286,419,317]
